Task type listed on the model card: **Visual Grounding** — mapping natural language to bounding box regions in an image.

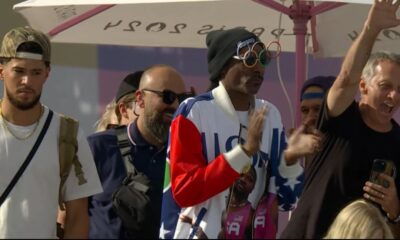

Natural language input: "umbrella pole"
[291,1,311,127]
[294,30,306,127]
[255,0,307,127]
[255,0,346,127]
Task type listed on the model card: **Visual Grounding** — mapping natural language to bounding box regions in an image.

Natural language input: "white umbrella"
[13,0,311,50]
[315,0,400,57]
[11,0,355,124]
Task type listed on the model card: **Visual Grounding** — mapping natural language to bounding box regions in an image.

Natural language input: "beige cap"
[0,26,51,62]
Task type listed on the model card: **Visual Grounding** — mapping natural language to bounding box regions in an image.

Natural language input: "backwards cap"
[115,71,144,102]
[0,26,51,62]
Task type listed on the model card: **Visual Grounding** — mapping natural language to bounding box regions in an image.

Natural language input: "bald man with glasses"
[87,64,191,239]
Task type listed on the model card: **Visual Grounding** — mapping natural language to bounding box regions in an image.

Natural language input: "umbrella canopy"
[315,0,400,57]
[13,0,344,124]
[16,0,368,125]
[13,0,312,51]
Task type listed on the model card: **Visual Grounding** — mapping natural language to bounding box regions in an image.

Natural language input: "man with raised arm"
[281,1,400,238]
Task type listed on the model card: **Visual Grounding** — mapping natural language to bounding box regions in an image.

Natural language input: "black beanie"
[206,27,259,84]
[300,75,335,101]
[115,70,144,102]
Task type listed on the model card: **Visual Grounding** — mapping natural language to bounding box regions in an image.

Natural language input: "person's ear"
[0,64,4,81]
[135,90,145,108]
[44,66,50,78]
[118,102,129,120]
[360,79,368,95]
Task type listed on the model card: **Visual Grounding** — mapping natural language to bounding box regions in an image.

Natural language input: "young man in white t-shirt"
[0,26,102,238]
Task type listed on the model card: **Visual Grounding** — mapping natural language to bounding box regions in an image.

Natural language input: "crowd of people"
[0,0,399,239]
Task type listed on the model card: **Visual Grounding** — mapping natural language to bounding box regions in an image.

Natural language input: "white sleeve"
[278,154,303,178]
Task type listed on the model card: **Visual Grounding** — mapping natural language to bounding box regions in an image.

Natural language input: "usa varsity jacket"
[160,83,304,239]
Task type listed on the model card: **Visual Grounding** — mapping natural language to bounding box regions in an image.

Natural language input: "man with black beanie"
[160,27,319,239]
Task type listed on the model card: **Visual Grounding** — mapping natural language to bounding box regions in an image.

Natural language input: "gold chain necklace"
[0,100,43,141]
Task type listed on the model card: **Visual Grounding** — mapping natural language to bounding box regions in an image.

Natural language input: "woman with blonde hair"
[325,199,394,239]
[94,99,119,132]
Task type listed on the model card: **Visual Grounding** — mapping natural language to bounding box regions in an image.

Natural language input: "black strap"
[115,125,136,174]
[0,110,54,207]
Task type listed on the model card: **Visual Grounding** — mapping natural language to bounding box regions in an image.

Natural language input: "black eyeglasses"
[142,89,193,105]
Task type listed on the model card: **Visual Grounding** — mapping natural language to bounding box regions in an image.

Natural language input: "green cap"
[0,26,51,62]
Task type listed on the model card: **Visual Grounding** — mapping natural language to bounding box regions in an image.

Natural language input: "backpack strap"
[58,114,87,210]
[115,125,136,174]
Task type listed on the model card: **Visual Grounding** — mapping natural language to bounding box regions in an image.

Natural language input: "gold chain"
[0,99,43,141]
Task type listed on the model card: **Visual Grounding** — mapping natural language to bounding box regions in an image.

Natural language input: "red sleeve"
[170,115,240,207]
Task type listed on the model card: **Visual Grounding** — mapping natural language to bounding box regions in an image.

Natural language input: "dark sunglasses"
[142,89,194,105]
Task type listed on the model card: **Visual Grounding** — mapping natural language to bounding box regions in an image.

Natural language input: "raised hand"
[284,125,322,165]
[242,105,268,156]
[366,0,400,32]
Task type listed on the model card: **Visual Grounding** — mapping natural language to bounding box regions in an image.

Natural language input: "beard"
[6,88,41,110]
[143,107,173,143]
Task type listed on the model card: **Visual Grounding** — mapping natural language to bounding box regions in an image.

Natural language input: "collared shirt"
[88,122,166,239]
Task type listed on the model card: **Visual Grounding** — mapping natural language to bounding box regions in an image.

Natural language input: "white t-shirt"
[0,106,103,238]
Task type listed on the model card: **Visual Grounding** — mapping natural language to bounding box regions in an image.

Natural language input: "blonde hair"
[324,199,394,239]
[115,94,136,123]
[94,99,119,132]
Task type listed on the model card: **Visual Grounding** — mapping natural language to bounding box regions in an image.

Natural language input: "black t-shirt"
[281,100,400,239]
